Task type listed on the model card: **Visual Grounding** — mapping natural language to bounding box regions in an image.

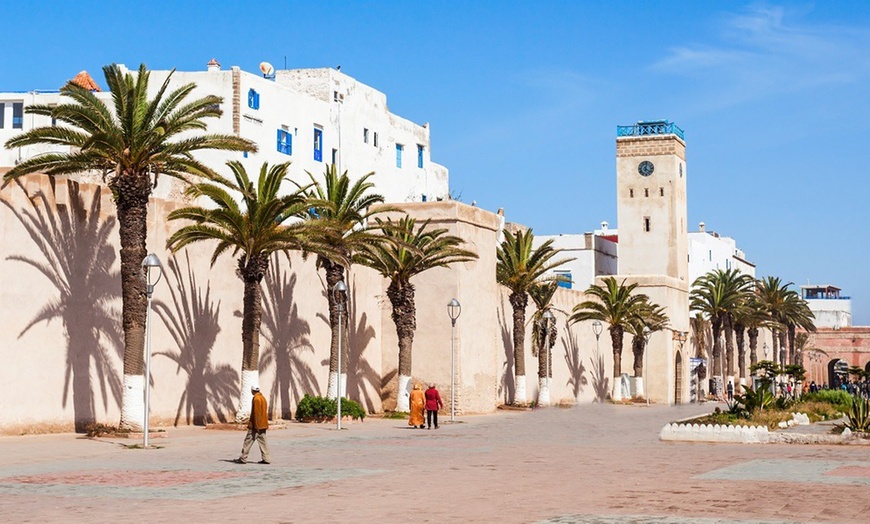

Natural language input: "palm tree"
[756,276,791,367]
[625,301,669,398]
[570,277,650,401]
[690,269,753,396]
[690,313,708,359]
[301,164,387,399]
[355,215,477,412]
[735,295,770,369]
[780,292,816,366]
[528,278,568,406]
[496,229,572,404]
[166,161,311,422]
[3,64,256,429]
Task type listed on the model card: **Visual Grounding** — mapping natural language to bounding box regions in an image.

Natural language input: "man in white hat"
[235,384,271,464]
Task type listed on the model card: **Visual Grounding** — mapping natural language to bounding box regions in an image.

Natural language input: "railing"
[617,120,685,140]
[804,295,851,300]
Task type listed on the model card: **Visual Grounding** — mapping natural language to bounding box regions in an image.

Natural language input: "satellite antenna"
[259,61,275,79]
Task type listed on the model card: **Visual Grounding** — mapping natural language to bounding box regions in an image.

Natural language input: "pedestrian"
[409,383,426,429]
[726,380,734,402]
[425,383,443,430]
[235,384,271,464]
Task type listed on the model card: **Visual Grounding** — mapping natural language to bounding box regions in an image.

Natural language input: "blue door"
[314,128,323,162]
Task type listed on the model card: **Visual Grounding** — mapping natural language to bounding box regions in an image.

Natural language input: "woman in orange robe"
[408,383,426,428]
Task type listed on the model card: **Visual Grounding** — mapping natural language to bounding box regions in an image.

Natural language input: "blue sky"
[3,1,869,323]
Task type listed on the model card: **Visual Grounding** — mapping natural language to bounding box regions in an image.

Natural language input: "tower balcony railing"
[617,120,685,141]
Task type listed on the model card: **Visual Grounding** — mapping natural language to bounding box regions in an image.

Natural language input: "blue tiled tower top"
[616,120,684,141]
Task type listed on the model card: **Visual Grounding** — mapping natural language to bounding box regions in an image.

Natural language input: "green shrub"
[802,390,853,411]
[295,394,366,422]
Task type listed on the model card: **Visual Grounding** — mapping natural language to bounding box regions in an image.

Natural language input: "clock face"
[638,161,654,177]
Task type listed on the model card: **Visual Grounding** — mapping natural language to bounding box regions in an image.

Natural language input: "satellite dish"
[259,62,275,77]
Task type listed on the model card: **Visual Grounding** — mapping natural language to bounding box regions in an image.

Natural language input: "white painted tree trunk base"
[120,374,145,430]
[235,369,259,423]
[633,376,644,399]
[739,377,748,387]
[397,375,412,412]
[327,372,348,400]
[538,377,551,406]
[611,379,623,401]
[515,375,527,404]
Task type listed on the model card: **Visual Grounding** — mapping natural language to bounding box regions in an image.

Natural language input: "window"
[12,102,23,129]
[363,128,369,144]
[417,144,424,168]
[644,188,649,197]
[0,103,4,128]
[247,89,260,110]
[555,271,572,289]
[660,187,664,196]
[629,189,634,198]
[276,128,292,155]
[643,217,651,232]
[313,128,323,162]
[332,148,338,165]
[396,143,403,168]
[373,131,379,147]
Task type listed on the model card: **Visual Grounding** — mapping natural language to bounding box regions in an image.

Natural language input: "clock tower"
[614,120,690,404]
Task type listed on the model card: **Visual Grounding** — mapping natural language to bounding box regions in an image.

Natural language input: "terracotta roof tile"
[69,71,101,91]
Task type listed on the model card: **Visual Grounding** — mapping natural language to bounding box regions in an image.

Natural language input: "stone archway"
[674,351,683,405]
[828,359,849,388]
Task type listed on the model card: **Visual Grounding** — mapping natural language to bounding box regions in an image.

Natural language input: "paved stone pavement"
[1,403,868,523]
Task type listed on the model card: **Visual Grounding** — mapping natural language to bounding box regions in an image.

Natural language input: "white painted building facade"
[0,62,449,204]
[687,223,755,283]
[801,284,852,328]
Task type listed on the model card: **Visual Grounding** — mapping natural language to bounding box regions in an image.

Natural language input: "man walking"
[727,381,734,402]
[425,383,443,430]
[236,385,271,464]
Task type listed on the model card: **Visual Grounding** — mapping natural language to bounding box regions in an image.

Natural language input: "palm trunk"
[236,255,268,422]
[710,317,723,397]
[115,173,150,431]
[631,334,645,398]
[778,330,787,368]
[735,322,746,383]
[537,321,556,406]
[748,326,759,368]
[610,325,625,400]
[724,315,735,378]
[388,279,416,412]
[322,256,349,399]
[787,324,797,366]
[509,291,528,404]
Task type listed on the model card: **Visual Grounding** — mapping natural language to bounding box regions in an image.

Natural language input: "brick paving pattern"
[0,403,867,523]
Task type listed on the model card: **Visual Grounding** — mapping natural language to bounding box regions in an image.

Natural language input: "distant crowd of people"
[807,379,870,398]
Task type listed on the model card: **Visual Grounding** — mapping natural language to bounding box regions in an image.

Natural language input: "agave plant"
[844,395,870,432]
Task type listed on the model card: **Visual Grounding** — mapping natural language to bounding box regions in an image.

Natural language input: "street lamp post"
[447,298,461,422]
[334,281,347,430]
[141,253,163,449]
[541,310,555,407]
[592,320,602,349]
[643,326,652,405]
[675,331,687,403]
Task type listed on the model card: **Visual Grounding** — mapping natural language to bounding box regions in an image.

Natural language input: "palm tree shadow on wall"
[316,276,385,412]
[561,327,588,400]
[590,346,610,403]
[153,252,236,425]
[1,180,122,432]
[497,303,515,404]
[259,256,318,419]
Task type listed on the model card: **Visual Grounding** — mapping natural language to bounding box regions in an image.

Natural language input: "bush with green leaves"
[734,384,775,413]
[801,389,853,411]
[295,394,366,422]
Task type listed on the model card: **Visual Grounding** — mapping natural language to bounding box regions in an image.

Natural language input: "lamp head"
[542,310,555,321]
[447,298,461,322]
[643,325,652,342]
[141,253,163,294]
[592,320,603,336]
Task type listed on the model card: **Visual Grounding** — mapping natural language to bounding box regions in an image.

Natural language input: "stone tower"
[614,120,690,404]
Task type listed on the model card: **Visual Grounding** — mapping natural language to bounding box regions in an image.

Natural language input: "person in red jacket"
[424,383,443,430]
[236,384,271,464]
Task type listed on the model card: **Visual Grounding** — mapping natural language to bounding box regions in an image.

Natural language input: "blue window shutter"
[314,129,323,162]
[418,145,424,168]
[248,89,260,110]
[396,144,403,168]
[276,129,292,155]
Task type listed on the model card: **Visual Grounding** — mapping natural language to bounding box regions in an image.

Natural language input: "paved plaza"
[1,403,868,523]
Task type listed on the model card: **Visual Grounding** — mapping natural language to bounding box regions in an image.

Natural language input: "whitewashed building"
[687,223,755,283]
[800,284,852,328]
[0,61,449,203]
[533,222,618,292]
